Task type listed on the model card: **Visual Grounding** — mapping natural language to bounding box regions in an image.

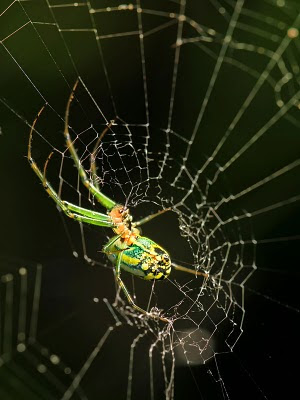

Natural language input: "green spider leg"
[27,105,115,228]
[102,233,125,252]
[64,79,116,210]
[114,251,171,323]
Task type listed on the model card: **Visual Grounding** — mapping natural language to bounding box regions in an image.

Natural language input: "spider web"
[0,0,300,399]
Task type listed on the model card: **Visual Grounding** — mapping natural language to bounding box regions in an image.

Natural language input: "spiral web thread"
[0,0,300,399]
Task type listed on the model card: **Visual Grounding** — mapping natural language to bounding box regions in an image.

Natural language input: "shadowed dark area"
[0,1,299,399]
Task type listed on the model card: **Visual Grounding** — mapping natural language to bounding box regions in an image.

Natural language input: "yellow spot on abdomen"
[145,273,155,280]
[122,254,140,267]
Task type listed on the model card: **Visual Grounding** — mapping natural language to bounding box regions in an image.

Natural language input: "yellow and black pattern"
[108,236,172,281]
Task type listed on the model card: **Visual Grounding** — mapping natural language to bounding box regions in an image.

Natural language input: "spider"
[28,80,208,323]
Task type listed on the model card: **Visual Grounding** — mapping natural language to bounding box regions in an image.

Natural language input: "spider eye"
[120,207,129,216]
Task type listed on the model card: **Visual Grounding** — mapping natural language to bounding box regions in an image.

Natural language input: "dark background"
[0,1,300,399]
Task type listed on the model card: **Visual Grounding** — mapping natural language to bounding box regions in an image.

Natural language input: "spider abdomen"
[106,236,172,281]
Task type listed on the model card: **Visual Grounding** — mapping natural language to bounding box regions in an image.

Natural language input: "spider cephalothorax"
[28,79,209,323]
[108,205,139,245]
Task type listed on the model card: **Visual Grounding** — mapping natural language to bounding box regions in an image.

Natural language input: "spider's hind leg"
[115,251,170,324]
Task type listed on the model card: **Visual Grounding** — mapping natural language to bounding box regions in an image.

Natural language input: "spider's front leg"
[27,108,115,228]
[63,79,116,211]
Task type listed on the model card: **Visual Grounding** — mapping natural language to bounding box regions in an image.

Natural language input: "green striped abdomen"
[106,236,171,281]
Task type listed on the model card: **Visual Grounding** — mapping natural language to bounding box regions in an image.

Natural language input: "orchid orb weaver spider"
[28,80,208,323]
